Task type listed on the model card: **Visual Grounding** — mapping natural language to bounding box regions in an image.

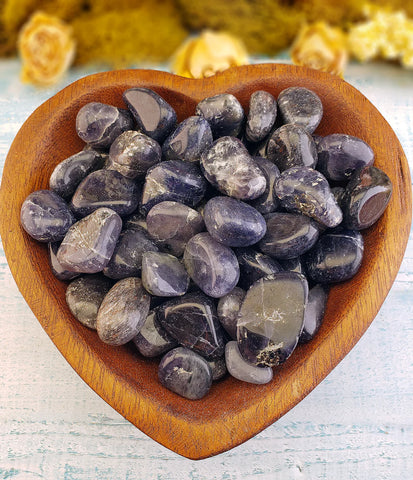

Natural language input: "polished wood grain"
[0,64,411,460]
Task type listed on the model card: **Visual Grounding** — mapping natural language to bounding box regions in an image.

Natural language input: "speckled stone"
[217,287,246,340]
[299,284,329,343]
[225,341,273,385]
[107,130,162,179]
[184,232,240,298]
[237,272,308,367]
[275,166,343,228]
[141,160,207,214]
[123,88,177,143]
[203,196,266,247]
[200,136,267,200]
[57,208,122,274]
[70,169,140,218]
[266,124,318,172]
[162,116,213,163]
[158,347,212,400]
[235,248,282,289]
[76,102,133,149]
[146,201,205,257]
[248,157,280,214]
[66,274,113,329]
[49,150,105,200]
[157,291,226,359]
[277,87,323,134]
[20,190,75,243]
[245,90,277,143]
[207,356,227,381]
[48,242,80,281]
[196,93,244,138]
[96,277,150,345]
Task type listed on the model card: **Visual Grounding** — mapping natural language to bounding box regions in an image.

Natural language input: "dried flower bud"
[291,22,348,77]
[171,30,249,79]
[18,11,76,86]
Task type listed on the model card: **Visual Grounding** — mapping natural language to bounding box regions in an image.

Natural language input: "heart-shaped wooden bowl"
[0,64,411,459]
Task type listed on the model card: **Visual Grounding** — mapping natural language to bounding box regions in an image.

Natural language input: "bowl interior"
[0,64,411,459]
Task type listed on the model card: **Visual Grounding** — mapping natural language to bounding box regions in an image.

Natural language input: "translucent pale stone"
[225,341,273,384]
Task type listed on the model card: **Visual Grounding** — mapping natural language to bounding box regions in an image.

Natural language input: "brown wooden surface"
[0,64,411,460]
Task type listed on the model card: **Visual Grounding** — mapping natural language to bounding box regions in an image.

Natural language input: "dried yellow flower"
[18,11,76,86]
[291,22,348,77]
[171,30,249,79]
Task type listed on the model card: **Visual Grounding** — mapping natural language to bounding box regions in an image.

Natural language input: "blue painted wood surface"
[0,59,412,479]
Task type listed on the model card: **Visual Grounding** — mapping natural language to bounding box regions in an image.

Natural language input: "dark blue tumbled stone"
[162,116,213,163]
[279,256,305,275]
[248,157,280,214]
[200,136,267,200]
[331,186,346,209]
[303,229,364,283]
[141,160,207,214]
[266,124,318,172]
[259,212,319,259]
[203,196,266,247]
[20,190,75,242]
[123,87,177,143]
[237,272,308,367]
[196,93,244,138]
[158,347,212,400]
[48,242,80,281]
[103,226,159,279]
[245,90,277,143]
[277,87,323,134]
[217,287,246,339]
[341,166,392,230]
[184,232,240,298]
[76,102,133,149]
[207,356,227,381]
[235,248,282,289]
[157,291,226,359]
[299,284,329,343]
[49,150,105,200]
[275,166,343,227]
[70,169,140,218]
[317,134,375,182]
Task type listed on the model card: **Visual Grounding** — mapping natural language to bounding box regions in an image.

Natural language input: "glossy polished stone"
[299,284,329,343]
[266,124,318,172]
[76,102,133,149]
[48,242,80,281]
[249,157,280,214]
[207,356,227,381]
[196,93,244,138]
[217,287,246,340]
[162,116,213,163]
[259,212,319,259]
[245,90,277,143]
[107,130,161,179]
[103,226,159,279]
[141,160,207,214]
[203,196,266,247]
[146,201,205,256]
[237,272,308,367]
[303,229,364,283]
[20,190,75,242]
[342,166,392,230]
[184,232,240,298]
[317,134,375,182]
[49,150,105,199]
[235,248,282,289]
[157,291,226,359]
[57,208,122,274]
[158,347,212,400]
[123,87,177,143]
[133,309,177,357]
[275,166,343,227]
[70,169,140,218]
[277,87,323,133]
[225,341,273,384]
[331,186,346,209]
[200,136,266,200]
[124,212,148,232]
[96,277,150,346]
[279,256,305,275]
[66,274,113,329]
[142,251,189,297]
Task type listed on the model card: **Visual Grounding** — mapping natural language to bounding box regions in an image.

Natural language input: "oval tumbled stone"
[158,347,212,400]
[249,156,280,214]
[245,90,277,143]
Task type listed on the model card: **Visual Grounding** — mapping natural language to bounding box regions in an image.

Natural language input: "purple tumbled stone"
[235,247,282,289]
[225,341,273,385]
[217,287,246,340]
[57,207,122,274]
[20,190,75,242]
[248,157,280,214]
[299,284,329,343]
[245,90,277,143]
[207,356,227,381]
[48,242,80,281]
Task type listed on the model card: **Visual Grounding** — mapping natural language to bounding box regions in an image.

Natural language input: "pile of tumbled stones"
[20,86,392,400]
